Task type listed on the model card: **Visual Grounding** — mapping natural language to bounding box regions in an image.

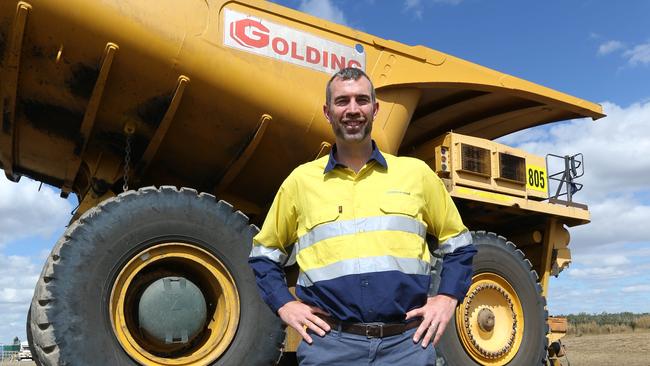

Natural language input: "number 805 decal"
[526,165,547,192]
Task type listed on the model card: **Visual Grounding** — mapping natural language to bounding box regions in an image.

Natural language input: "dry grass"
[636,315,650,329]
[559,329,650,366]
[569,321,635,335]
[566,314,650,336]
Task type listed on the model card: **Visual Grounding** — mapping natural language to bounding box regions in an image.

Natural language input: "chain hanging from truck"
[123,128,133,192]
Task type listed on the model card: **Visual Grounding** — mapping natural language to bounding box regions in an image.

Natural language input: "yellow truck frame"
[0,0,602,365]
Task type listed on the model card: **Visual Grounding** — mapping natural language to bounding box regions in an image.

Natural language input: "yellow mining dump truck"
[0,0,603,365]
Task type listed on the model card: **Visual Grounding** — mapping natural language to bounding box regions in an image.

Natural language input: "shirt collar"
[324,140,388,173]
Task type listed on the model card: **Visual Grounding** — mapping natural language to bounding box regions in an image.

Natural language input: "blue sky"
[270,0,650,317]
[2,0,650,343]
[275,0,650,107]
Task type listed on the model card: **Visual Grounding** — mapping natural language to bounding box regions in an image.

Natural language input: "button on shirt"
[249,143,476,323]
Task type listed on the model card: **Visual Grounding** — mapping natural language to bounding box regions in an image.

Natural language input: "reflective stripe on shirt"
[439,230,472,254]
[249,243,293,265]
[249,145,475,322]
[297,215,426,251]
[297,255,430,286]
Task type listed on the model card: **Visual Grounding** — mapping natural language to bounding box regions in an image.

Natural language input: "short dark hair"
[325,67,376,106]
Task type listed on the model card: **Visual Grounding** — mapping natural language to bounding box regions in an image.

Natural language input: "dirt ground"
[3,332,649,365]
[559,330,650,366]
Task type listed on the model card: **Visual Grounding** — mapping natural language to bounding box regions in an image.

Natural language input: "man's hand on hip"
[277,300,331,344]
[405,294,458,348]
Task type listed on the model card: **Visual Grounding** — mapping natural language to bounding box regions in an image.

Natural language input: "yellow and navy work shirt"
[249,144,476,323]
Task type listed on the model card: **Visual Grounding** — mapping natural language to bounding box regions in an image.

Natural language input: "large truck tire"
[26,305,43,366]
[436,231,548,365]
[28,186,284,366]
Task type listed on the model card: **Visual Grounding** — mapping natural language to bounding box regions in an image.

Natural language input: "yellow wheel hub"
[110,243,240,366]
[456,273,524,365]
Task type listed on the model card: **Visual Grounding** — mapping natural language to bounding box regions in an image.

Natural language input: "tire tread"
[436,230,549,365]
[29,186,284,366]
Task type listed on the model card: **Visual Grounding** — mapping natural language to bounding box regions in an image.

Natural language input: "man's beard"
[333,117,373,142]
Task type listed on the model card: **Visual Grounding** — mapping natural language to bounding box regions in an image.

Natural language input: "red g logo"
[230,18,270,48]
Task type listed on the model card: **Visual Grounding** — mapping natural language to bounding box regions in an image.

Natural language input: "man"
[249,67,476,365]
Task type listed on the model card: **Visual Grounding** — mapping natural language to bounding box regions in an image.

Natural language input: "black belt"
[317,315,422,338]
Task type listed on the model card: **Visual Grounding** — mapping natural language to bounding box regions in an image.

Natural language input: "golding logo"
[230,18,269,49]
[224,9,366,74]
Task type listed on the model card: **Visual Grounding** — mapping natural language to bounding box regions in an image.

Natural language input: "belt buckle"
[365,324,383,338]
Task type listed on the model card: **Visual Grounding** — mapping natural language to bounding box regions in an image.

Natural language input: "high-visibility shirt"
[249,144,475,322]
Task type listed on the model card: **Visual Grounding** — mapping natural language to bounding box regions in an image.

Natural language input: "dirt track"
[560,330,650,366]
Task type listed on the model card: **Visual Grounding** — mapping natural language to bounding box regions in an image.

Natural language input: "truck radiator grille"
[461,144,491,176]
[499,153,526,184]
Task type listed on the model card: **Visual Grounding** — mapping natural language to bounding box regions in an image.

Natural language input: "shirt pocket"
[379,196,427,255]
[301,205,342,258]
[379,195,422,218]
[305,204,341,231]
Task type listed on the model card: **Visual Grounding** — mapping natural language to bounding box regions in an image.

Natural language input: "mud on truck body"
[0,0,603,365]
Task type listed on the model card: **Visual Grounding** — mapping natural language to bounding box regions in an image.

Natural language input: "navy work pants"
[296,327,436,365]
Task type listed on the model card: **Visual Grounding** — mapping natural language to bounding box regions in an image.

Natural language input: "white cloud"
[404,0,423,19]
[548,279,650,314]
[0,253,41,343]
[582,254,630,267]
[598,40,624,55]
[298,0,347,26]
[405,0,421,9]
[0,287,35,304]
[504,101,650,200]
[624,42,650,66]
[0,178,72,248]
[0,178,71,342]
[567,266,627,279]
[561,197,650,255]
[509,99,650,250]
[0,255,39,293]
[621,284,650,293]
[502,100,650,314]
[588,288,606,295]
[403,0,461,18]
[590,38,650,67]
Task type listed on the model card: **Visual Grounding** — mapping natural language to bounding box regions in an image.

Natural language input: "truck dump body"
[1,1,603,365]
[0,0,603,215]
